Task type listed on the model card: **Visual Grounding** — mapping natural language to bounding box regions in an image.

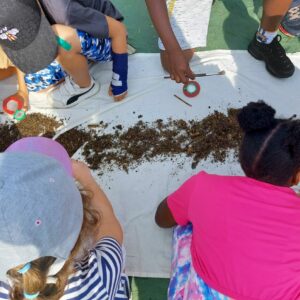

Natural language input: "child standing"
[0,137,130,299]
[156,101,300,299]
[146,0,295,81]
[248,0,295,78]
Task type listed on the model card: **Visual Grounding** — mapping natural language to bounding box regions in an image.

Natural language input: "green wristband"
[56,36,72,51]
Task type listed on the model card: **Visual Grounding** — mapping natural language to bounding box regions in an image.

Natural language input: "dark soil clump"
[57,129,90,157]
[0,113,62,152]
[1,109,242,173]
[82,108,242,172]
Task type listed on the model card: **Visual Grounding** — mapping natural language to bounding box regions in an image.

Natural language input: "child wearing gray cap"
[0,0,128,110]
[0,137,130,300]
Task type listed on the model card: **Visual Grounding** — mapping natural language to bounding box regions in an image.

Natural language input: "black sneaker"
[248,34,295,78]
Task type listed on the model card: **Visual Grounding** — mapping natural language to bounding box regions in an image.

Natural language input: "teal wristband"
[56,36,72,51]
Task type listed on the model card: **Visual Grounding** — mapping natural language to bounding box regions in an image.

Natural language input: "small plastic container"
[3,96,24,115]
[183,81,201,98]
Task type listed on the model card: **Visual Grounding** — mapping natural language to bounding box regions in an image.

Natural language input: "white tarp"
[1,51,300,278]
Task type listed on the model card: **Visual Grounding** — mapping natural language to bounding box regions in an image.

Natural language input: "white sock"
[256,27,277,44]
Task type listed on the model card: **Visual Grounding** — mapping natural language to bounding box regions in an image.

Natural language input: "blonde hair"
[7,191,100,300]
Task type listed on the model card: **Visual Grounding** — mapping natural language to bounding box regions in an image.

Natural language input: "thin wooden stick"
[164,70,225,79]
[174,95,192,107]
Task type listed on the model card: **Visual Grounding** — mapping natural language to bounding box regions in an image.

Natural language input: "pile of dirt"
[56,129,90,157]
[1,109,242,172]
[0,113,62,152]
[81,108,242,172]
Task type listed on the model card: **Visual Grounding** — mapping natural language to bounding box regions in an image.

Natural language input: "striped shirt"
[0,238,130,300]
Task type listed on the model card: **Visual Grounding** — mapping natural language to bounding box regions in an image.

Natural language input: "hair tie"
[23,292,40,299]
[18,263,31,274]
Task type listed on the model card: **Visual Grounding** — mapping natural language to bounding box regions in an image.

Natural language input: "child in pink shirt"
[156,101,300,300]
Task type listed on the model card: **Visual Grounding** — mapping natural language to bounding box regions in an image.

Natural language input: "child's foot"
[248,34,295,78]
[47,76,100,108]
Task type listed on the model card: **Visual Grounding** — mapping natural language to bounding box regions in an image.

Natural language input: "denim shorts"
[25,30,112,92]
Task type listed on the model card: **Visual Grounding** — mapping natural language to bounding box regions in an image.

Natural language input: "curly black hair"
[238,101,300,186]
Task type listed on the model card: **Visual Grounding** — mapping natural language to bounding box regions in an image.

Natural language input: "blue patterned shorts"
[25,30,112,92]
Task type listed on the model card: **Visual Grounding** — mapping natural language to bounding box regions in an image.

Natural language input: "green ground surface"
[112,1,300,299]
[113,0,300,53]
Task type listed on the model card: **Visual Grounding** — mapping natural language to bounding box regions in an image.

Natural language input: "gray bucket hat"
[0,138,83,281]
[0,0,57,73]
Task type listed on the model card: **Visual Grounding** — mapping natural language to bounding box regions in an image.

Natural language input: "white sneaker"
[47,76,100,108]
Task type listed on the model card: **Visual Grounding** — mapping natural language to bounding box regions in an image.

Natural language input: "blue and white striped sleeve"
[94,238,124,300]
[0,281,9,300]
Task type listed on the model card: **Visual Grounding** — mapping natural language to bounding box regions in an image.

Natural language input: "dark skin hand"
[145,0,195,83]
[155,198,177,228]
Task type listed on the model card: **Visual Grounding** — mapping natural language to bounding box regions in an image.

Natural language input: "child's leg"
[1,67,30,111]
[46,25,100,108]
[161,49,195,74]
[261,0,293,31]
[52,24,91,88]
[248,0,294,78]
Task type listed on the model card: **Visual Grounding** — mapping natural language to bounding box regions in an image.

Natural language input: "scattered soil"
[1,109,242,172]
[81,108,242,172]
[0,113,62,152]
[56,129,89,157]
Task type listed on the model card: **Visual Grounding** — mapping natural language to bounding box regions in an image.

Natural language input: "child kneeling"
[156,101,300,300]
[0,0,128,110]
[0,137,130,299]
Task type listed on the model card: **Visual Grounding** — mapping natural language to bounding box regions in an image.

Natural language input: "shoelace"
[59,76,79,97]
[269,35,290,63]
[269,34,286,58]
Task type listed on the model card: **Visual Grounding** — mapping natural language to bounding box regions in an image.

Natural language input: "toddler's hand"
[108,86,127,101]
[110,52,128,102]
[72,160,93,187]
[10,91,29,111]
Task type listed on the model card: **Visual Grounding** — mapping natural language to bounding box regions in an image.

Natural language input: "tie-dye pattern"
[24,30,112,92]
[169,224,232,300]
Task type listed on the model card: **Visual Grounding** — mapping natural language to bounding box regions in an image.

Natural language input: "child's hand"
[110,52,128,102]
[72,160,93,187]
[8,91,29,111]
[167,49,195,84]
[108,86,127,102]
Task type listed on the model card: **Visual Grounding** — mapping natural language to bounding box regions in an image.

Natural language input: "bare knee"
[51,24,81,57]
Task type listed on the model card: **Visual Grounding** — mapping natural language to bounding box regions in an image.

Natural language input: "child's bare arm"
[145,0,194,83]
[15,68,29,110]
[72,160,123,245]
[106,16,127,54]
[0,67,15,81]
[1,67,29,111]
[106,16,128,102]
[155,198,177,228]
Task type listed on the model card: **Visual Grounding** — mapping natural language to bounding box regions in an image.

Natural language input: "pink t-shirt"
[167,171,300,300]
